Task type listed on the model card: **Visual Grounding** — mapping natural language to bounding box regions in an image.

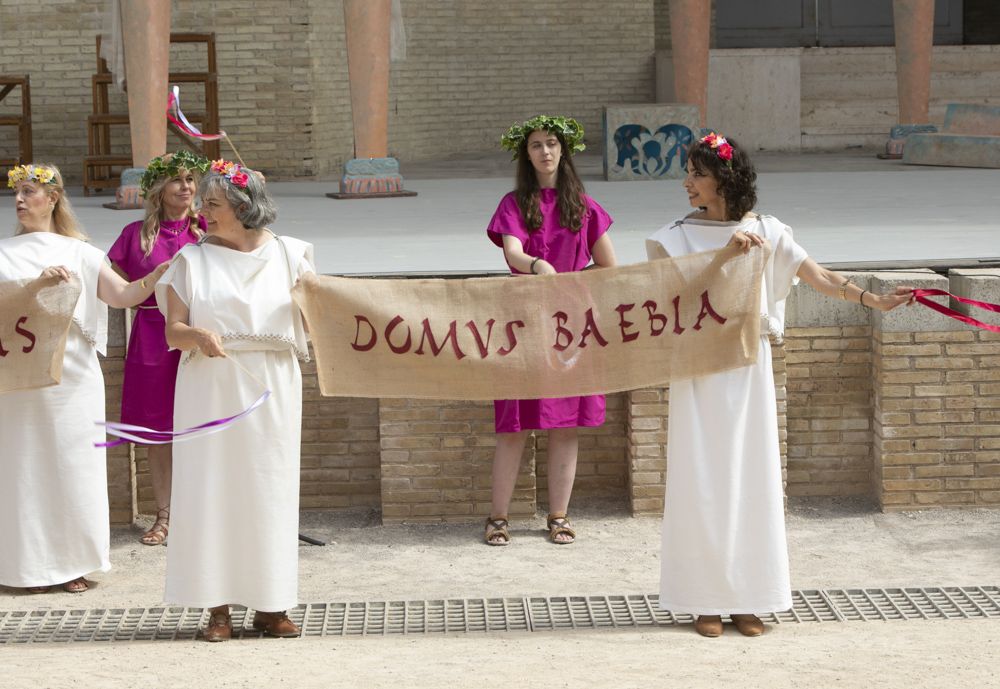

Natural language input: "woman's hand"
[532,259,557,276]
[146,260,171,285]
[726,231,764,253]
[869,286,915,312]
[194,329,226,358]
[38,265,72,283]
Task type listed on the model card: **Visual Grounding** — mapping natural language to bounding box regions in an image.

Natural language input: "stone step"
[903,133,1000,168]
[803,73,1000,101]
[799,45,1000,74]
[944,103,1000,136]
[801,132,888,150]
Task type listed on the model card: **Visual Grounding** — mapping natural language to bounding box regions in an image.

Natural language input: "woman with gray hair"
[156,160,314,642]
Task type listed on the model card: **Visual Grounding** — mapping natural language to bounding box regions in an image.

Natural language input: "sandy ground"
[2,499,999,688]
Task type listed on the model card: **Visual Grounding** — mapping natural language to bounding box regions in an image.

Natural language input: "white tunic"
[156,235,313,611]
[647,214,808,615]
[0,232,110,587]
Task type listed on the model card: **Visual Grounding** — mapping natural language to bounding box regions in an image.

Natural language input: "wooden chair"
[0,75,32,168]
[83,33,220,195]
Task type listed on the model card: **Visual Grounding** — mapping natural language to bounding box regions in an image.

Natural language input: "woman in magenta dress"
[484,116,618,546]
[107,151,209,546]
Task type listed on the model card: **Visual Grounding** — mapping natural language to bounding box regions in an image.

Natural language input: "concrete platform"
[3,151,998,275]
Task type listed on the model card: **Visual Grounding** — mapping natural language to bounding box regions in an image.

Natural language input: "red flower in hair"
[717,142,734,161]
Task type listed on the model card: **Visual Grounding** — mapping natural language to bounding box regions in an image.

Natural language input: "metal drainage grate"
[1,586,998,644]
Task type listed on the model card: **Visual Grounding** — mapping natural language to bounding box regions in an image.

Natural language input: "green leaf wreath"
[500,115,586,160]
[140,150,211,196]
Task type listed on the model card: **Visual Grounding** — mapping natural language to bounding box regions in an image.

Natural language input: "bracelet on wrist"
[837,278,851,301]
[140,277,148,290]
[860,289,869,307]
[529,257,541,274]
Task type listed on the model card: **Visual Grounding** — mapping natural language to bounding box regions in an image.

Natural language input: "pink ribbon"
[167,85,227,141]
[911,288,1000,333]
[95,389,270,448]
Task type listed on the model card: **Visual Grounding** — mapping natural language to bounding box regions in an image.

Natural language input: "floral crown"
[210,159,251,190]
[698,132,734,166]
[7,164,57,189]
[500,115,585,160]
[140,150,210,195]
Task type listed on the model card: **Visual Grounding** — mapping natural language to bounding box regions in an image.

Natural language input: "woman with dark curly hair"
[647,133,912,638]
[483,115,617,546]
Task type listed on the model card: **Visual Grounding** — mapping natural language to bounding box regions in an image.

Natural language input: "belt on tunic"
[136,305,159,310]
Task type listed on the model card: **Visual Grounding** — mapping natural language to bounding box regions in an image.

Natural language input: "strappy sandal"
[26,586,51,594]
[140,507,169,546]
[546,512,576,545]
[62,577,88,593]
[484,516,510,546]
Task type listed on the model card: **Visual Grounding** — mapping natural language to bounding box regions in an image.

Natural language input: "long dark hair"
[514,131,587,232]
[687,136,757,221]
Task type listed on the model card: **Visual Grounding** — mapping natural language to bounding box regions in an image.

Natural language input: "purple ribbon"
[95,389,271,448]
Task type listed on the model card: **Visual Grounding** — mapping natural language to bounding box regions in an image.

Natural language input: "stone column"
[668,0,711,128]
[330,0,414,199]
[112,1,171,209]
[881,0,936,159]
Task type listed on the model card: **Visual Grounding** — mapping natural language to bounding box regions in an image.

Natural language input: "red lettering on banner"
[642,300,667,336]
[351,315,377,351]
[615,303,639,343]
[672,295,686,335]
[15,317,35,353]
[465,319,496,359]
[416,319,466,360]
[552,312,573,352]
[692,290,727,330]
[0,336,7,357]
[497,320,524,356]
[578,308,609,348]
[385,315,413,354]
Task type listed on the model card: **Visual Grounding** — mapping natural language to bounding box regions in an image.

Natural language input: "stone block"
[786,273,871,328]
[949,269,1000,323]
[871,272,958,333]
[902,133,1000,169]
[943,103,1000,136]
[603,104,699,181]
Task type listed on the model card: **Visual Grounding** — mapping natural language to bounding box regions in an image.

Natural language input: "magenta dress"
[107,216,204,434]
[486,188,613,433]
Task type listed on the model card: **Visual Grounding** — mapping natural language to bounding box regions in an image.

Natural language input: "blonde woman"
[0,163,168,594]
[107,151,209,546]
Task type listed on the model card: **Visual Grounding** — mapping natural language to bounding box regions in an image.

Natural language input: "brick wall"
[102,309,134,525]
[871,271,1000,509]
[783,273,876,497]
[378,398,507,523]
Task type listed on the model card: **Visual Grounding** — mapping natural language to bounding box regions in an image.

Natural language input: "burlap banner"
[0,276,81,394]
[292,244,770,400]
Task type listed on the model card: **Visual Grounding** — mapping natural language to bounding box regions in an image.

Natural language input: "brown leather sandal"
[546,512,576,544]
[140,507,169,546]
[484,516,510,546]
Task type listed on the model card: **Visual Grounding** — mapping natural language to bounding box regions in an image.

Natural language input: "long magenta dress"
[486,188,613,433]
[107,216,204,433]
